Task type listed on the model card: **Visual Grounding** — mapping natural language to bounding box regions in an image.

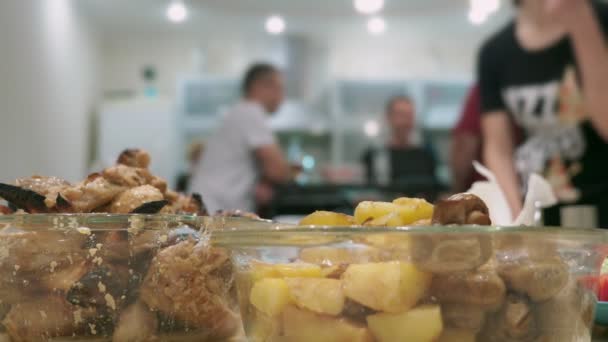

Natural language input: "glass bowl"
[0,214,242,341]
[212,223,608,342]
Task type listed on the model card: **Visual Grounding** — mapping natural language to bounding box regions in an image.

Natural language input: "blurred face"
[387,99,415,134]
[253,71,285,114]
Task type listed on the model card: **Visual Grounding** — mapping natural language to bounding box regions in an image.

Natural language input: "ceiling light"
[468,9,487,25]
[354,0,384,15]
[265,15,286,35]
[364,120,380,138]
[367,17,386,35]
[167,1,188,23]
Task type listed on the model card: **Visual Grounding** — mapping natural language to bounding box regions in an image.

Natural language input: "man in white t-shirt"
[191,63,291,213]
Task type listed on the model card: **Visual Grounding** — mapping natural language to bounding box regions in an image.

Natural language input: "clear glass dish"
[0,214,242,341]
[212,223,608,342]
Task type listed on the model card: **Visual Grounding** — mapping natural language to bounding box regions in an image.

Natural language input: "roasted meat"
[110,185,164,214]
[117,149,151,169]
[113,301,159,342]
[3,296,95,341]
[140,240,240,339]
[61,174,126,213]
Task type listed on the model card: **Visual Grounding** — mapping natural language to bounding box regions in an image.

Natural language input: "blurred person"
[190,63,291,213]
[479,0,608,226]
[451,85,484,193]
[362,96,436,184]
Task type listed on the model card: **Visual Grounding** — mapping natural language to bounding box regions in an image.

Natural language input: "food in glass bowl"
[0,150,242,341]
[212,194,604,342]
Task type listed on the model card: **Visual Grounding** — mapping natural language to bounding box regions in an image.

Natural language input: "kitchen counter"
[267,178,446,217]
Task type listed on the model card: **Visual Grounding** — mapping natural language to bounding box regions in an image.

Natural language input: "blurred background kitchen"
[0,0,510,219]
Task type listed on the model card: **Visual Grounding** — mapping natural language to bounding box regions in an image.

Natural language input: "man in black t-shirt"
[478,0,608,227]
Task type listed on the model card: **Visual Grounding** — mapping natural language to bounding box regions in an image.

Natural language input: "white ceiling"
[78,0,503,34]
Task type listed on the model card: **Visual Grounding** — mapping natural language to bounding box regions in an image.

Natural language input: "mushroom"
[411,193,493,273]
[497,257,569,302]
[431,193,491,225]
[411,233,493,273]
[431,270,506,311]
[441,304,486,332]
[534,278,594,342]
[479,294,539,342]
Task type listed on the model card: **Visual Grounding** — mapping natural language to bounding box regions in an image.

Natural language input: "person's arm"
[482,113,523,216]
[451,86,482,193]
[451,133,481,193]
[254,145,291,184]
[551,0,608,140]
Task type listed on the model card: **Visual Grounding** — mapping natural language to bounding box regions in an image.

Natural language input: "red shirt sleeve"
[454,85,481,136]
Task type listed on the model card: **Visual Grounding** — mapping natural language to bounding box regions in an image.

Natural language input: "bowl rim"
[0,213,202,231]
[209,220,608,247]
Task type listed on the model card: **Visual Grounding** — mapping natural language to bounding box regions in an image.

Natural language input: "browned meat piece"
[110,185,164,214]
[411,233,493,273]
[112,301,159,342]
[150,176,168,194]
[442,304,486,332]
[117,149,151,169]
[140,240,240,339]
[431,270,506,311]
[102,165,154,188]
[479,294,538,342]
[432,193,491,225]
[15,176,72,208]
[497,258,569,302]
[61,174,126,213]
[0,183,48,213]
[163,193,208,215]
[40,260,89,292]
[535,278,594,341]
[0,230,87,273]
[3,296,95,341]
[66,264,130,311]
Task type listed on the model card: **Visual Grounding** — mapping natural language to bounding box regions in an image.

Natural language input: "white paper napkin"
[468,161,558,226]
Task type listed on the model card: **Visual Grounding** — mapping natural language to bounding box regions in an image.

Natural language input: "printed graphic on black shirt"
[503,67,586,203]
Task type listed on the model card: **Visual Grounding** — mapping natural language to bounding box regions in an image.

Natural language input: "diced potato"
[363,212,403,227]
[299,247,383,265]
[251,262,323,281]
[438,328,477,342]
[392,197,434,225]
[250,278,291,316]
[248,310,281,342]
[342,262,432,313]
[354,201,400,225]
[282,305,374,342]
[367,305,443,342]
[285,278,345,315]
[299,211,355,226]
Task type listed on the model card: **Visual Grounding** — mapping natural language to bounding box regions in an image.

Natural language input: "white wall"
[97,11,510,97]
[100,31,287,97]
[0,0,99,182]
